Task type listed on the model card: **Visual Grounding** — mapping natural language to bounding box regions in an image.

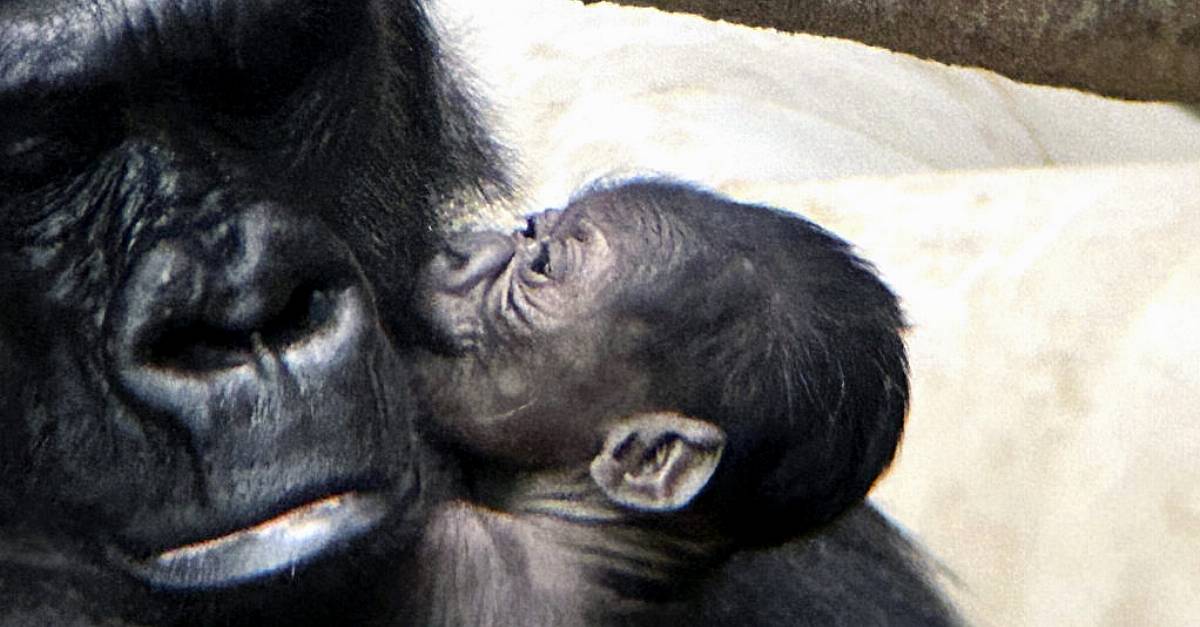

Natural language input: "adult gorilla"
[0,0,501,623]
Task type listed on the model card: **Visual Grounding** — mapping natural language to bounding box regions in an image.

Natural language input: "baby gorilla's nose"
[521,209,563,239]
[430,231,516,295]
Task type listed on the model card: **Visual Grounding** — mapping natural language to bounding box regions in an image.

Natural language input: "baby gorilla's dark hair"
[608,182,908,545]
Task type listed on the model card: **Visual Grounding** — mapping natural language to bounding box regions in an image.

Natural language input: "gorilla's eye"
[4,135,87,176]
[530,242,552,276]
[521,217,538,239]
[0,93,121,197]
[2,134,100,198]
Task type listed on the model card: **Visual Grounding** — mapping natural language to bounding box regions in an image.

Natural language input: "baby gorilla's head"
[415,181,907,541]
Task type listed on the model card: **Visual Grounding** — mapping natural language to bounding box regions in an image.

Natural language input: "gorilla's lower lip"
[114,492,387,589]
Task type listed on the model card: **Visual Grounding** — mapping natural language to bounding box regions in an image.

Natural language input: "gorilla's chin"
[112,492,388,590]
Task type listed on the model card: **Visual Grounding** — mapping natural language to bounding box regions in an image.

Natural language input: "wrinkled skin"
[0,0,500,623]
[405,182,957,625]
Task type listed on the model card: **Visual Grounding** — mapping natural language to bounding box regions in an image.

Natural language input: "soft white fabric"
[433,0,1200,211]
[431,2,1200,625]
[737,165,1200,627]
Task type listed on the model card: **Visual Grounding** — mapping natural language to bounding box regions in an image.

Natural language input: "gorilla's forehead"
[567,187,693,269]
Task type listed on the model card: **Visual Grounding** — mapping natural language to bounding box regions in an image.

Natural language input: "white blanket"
[432,2,1200,625]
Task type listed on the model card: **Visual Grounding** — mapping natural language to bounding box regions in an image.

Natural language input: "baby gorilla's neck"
[473,465,627,521]
[405,466,730,626]
[484,465,730,591]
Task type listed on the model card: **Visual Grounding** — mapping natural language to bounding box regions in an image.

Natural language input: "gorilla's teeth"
[119,492,387,589]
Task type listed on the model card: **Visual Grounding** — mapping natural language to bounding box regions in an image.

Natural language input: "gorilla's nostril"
[143,283,343,374]
[145,323,254,373]
[521,216,538,239]
[527,209,563,237]
[258,283,340,350]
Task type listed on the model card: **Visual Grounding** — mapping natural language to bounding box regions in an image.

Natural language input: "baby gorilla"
[406,181,909,624]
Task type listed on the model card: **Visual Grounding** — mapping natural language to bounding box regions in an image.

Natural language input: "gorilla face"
[413,185,703,466]
[0,0,498,600]
[415,182,729,466]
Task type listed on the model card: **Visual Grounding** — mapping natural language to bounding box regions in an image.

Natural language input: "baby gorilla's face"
[413,190,681,466]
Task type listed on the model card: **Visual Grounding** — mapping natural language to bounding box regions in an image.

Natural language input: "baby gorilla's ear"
[589,412,725,512]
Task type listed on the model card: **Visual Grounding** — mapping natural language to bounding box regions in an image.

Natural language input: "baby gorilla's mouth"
[113,492,387,589]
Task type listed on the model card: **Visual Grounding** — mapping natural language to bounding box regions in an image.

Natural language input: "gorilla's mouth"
[114,492,388,589]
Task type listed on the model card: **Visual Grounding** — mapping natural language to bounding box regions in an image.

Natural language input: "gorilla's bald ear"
[590,412,725,512]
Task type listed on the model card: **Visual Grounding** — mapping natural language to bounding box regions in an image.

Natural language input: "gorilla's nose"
[107,202,369,433]
[428,231,516,294]
[524,209,563,237]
